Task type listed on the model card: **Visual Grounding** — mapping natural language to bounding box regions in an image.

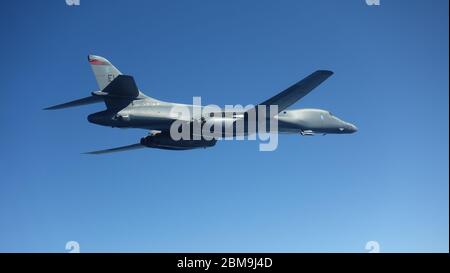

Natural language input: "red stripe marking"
[89,59,107,65]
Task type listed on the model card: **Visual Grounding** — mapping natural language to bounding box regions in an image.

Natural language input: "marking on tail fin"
[89,59,108,65]
[88,54,122,90]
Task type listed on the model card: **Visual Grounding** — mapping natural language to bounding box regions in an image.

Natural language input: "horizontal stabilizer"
[102,75,139,98]
[44,95,103,110]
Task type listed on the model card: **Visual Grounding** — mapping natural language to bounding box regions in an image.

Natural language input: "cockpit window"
[328,111,333,116]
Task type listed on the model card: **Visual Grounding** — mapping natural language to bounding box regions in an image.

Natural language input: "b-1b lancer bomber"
[45,55,357,153]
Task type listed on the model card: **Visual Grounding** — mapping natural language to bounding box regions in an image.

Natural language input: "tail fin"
[45,55,159,111]
[93,75,141,110]
[88,55,122,90]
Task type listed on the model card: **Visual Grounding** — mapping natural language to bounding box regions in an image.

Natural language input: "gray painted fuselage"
[46,55,358,153]
[87,97,357,136]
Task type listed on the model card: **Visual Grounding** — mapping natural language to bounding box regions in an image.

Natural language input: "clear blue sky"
[0,0,448,252]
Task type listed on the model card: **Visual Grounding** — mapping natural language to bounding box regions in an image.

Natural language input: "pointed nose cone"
[350,124,358,133]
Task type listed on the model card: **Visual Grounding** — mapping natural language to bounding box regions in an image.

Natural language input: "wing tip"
[316,70,334,76]
[43,105,59,110]
[82,143,144,155]
[82,151,98,155]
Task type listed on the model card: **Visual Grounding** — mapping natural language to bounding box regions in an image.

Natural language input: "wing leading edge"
[255,70,333,115]
[84,143,145,155]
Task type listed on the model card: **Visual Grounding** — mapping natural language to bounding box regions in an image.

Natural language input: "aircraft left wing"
[84,143,144,155]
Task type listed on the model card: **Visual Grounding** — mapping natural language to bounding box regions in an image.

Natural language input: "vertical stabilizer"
[88,55,122,90]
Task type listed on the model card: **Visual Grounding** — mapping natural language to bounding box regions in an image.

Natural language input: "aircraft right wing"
[252,70,334,116]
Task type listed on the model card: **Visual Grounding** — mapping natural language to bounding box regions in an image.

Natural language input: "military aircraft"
[45,55,357,153]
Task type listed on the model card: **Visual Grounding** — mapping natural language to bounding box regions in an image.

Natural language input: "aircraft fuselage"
[87,99,357,136]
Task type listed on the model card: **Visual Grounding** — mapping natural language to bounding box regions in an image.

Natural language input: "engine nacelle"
[300,130,316,136]
[140,132,217,150]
